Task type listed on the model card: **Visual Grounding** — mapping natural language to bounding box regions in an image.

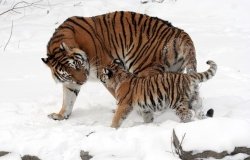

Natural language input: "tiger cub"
[100,59,217,128]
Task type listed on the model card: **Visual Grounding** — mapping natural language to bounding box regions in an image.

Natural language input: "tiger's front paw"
[48,113,69,120]
[110,122,120,129]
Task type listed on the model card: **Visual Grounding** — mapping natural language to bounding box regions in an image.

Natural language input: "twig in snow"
[172,129,250,160]
[74,2,82,7]
[0,0,43,16]
[80,150,93,160]
[85,131,95,137]
[3,20,13,52]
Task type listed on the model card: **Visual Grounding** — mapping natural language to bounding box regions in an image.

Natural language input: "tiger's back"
[47,11,197,77]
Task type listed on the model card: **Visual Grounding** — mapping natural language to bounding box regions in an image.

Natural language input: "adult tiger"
[42,11,197,120]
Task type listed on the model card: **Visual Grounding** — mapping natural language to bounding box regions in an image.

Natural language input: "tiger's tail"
[190,60,217,83]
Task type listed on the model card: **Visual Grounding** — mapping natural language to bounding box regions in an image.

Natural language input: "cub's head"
[100,59,125,88]
[42,42,90,85]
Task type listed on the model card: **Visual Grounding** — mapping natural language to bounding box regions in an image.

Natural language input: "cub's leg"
[175,101,193,123]
[48,83,81,120]
[111,104,133,129]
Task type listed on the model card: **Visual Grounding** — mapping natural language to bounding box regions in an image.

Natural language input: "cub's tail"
[190,60,217,83]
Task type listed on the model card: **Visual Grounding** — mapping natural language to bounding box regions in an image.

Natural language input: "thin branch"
[4,20,13,52]
[85,131,95,137]
[0,0,43,16]
[74,2,82,7]
[172,129,250,160]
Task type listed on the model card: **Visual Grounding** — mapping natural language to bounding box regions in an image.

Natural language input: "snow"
[1,0,250,160]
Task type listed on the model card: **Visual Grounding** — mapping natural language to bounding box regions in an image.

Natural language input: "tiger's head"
[100,59,127,89]
[42,42,90,85]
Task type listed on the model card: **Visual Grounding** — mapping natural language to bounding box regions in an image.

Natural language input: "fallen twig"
[85,131,95,137]
[0,0,43,16]
[4,20,13,52]
[80,150,93,160]
[172,129,250,160]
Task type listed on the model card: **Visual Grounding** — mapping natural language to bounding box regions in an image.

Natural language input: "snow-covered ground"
[1,0,250,159]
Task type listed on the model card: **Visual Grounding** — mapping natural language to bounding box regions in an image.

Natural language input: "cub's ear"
[112,59,124,67]
[41,58,48,64]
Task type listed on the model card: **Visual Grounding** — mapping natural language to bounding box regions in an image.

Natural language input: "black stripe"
[119,34,125,59]
[59,25,75,34]
[152,20,159,33]
[103,15,111,49]
[126,17,134,47]
[110,34,121,60]
[131,12,137,36]
[67,87,80,96]
[50,34,64,42]
[112,12,120,47]
[156,77,163,101]
[142,17,148,34]
[138,14,144,25]
[173,38,178,60]
[146,17,153,37]
[120,12,127,53]
[98,18,105,43]
[204,72,209,80]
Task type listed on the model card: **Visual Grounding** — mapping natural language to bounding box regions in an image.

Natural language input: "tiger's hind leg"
[48,83,81,120]
[190,85,214,119]
[175,101,194,123]
[190,94,205,119]
[111,103,133,129]
[190,94,214,119]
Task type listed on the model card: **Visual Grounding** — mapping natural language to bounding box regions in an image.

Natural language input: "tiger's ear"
[41,58,48,64]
